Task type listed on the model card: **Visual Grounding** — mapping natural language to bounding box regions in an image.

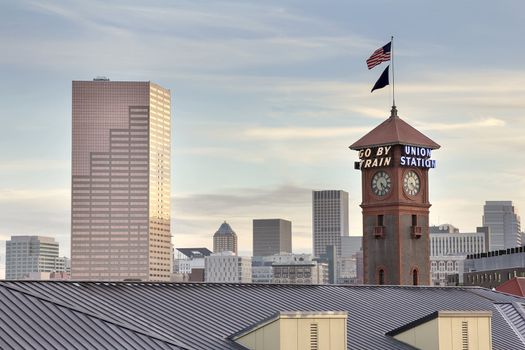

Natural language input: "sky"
[1,0,524,277]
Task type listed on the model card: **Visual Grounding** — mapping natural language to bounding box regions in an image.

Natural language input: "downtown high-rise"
[252,219,292,257]
[5,236,68,280]
[71,79,171,281]
[483,201,521,250]
[312,190,349,257]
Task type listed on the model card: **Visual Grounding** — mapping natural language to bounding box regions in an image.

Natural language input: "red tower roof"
[349,106,440,150]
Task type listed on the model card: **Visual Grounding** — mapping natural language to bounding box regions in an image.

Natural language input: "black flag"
[371,65,389,92]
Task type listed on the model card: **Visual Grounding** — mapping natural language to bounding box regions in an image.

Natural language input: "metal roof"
[214,221,237,237]
[0,282,189,350]
[349,106,440,150]
[1,281,525,349]
[176,247,213,259]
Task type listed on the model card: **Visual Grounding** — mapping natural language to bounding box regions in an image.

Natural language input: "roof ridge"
[0,283,192,350]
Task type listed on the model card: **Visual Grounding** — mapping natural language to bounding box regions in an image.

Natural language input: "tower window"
[412,269,419,286]
[378,269,385,285]
[378,215,384,227]
[412,215,417,227]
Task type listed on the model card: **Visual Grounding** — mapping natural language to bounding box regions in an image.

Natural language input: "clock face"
[403,170,420,196]
[371,171,392,196]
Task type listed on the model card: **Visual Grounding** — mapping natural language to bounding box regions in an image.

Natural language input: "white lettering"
[400,156,406,166]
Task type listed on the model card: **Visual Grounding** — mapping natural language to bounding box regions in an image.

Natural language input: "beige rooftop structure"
[231,311,347,350]
[71,79,172,281]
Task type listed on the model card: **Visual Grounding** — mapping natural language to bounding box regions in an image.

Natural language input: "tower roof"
[214,221,237,237]
[349,106,440,150]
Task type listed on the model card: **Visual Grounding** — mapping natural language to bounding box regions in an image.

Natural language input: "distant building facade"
[252,219,292,257]
[271,254,328,285]
[429,226,489,286]
[213,221,238,255]
[71,80,172,281]
[173,247,212,282]
[252,253,329,285]
[6,236,68,280]
[337,236,362,284]
[312,190,349,258]
[483,201,521,250]
[463,246,525,288]
[251,256,274,284]
[205,252,251,283]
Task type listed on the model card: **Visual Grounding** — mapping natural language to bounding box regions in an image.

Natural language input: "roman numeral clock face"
[371,171,392,196]
[403,170,420,196]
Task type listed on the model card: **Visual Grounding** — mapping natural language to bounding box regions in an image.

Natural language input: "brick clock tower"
[350,106,440,285]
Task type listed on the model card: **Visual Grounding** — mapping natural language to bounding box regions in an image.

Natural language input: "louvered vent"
[461,321,469,350]
[310,323,319,350]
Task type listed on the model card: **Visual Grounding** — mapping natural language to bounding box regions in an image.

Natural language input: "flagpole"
[391,35,395,107]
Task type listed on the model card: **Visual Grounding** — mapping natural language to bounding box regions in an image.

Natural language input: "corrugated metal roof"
[1,281,525,350]
[0,283,189,350]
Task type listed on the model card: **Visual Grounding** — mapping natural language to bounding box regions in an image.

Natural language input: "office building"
[252,253,329,285]
[463,247,525,289]
[251,256,275,283]
[205,251,251,283]
[71,80,172,281]
[483,201,521,250]
[173,247,211,282]
[252,219,292,257]
[340,235,362,257]
[271,253,329,285]
[312,190,349,257]
[213,221,238,255]
[430,226,489,257]
[5,236,68,280]
[429,225,489,286]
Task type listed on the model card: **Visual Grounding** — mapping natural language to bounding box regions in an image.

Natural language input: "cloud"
[0,188,69,202]
[0,159,69,173]
[7,0,373,74]
[242,126,369,140]
[173,184,315,253]
[417,118,506,131]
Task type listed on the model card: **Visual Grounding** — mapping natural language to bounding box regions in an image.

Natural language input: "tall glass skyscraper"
[312,190,349,257]
[71,79,171,281]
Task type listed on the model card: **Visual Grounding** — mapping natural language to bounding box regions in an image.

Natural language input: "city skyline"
[1,1,525,279]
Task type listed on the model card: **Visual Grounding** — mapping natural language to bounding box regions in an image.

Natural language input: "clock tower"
[350,106,440,285]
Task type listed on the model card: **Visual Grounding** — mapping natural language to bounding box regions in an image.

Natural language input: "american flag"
[366,42,391,70]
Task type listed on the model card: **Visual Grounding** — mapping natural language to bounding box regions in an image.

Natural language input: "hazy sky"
[1,1,524,277]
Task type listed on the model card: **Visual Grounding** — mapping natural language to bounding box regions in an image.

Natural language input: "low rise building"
[173,247,212,282]
[463,246,525,289]
[271,254,328,284]
[205,251,251,283]
[429,226,489,286]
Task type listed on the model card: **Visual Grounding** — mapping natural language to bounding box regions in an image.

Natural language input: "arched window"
[412,269,419,286]
[378,269,385,285]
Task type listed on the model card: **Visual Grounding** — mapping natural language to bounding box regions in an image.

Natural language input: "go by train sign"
[356,145,436,170]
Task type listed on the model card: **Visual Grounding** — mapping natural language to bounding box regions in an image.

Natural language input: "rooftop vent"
[230,311,347,350]
[387,310,492,350]
[93,76,110,81]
